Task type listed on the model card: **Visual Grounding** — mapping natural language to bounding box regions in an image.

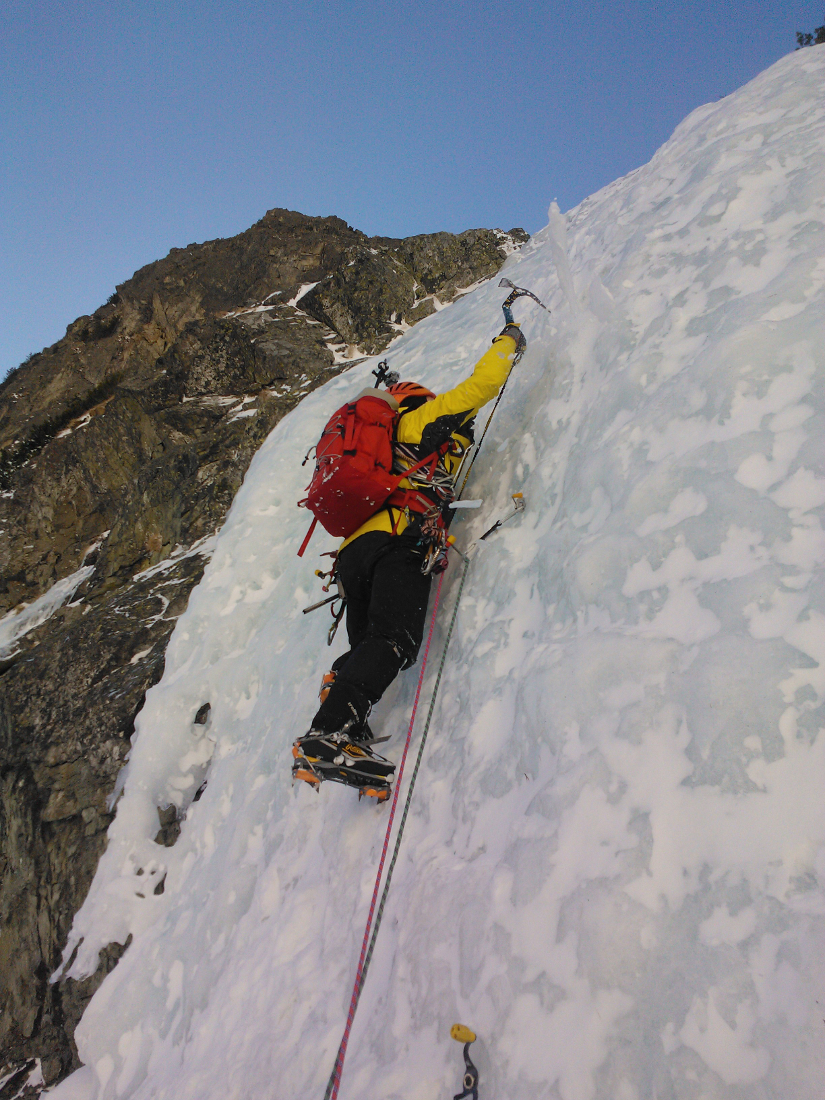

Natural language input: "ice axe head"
[372,359,400,388]
[498,278,550,323]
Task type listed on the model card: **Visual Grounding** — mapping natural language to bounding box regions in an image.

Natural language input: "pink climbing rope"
[324,569,446,1100]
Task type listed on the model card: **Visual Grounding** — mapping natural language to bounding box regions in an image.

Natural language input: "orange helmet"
[388,381,435,403]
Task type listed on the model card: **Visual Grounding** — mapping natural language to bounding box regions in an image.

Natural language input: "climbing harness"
[450,1024,479,1100]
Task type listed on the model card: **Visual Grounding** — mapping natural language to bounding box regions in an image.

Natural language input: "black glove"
[498,322,526,355]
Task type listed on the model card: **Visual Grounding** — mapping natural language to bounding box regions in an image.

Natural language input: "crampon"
[292,731,395,803]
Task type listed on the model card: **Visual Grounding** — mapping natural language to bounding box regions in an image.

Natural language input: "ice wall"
[52,48,825,1100]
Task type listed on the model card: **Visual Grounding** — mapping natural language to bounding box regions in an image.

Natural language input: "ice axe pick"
[499,277,550,324]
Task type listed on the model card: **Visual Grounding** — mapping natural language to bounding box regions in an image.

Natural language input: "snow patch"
[0,559,98,658]
[132,533,218,583]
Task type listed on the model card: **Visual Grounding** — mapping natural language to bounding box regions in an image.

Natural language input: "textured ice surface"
[52,49,825,1100]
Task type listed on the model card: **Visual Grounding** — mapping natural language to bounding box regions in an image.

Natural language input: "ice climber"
[292,319,526,799]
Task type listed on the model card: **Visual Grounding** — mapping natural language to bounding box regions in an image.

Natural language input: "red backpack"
[297,389,440,556]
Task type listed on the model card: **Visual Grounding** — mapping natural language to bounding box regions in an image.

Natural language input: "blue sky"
[1,0,821,378]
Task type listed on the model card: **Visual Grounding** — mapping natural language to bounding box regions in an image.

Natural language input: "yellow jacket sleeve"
[396,334,518,445]
[337,333,518,550]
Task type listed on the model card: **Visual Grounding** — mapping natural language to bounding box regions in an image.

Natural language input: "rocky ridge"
[0,208,526,1093]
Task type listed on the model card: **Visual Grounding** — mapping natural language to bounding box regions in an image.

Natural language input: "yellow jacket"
[339,332,519,550]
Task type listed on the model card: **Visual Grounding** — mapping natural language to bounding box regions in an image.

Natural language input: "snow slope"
[52,49,825,1100]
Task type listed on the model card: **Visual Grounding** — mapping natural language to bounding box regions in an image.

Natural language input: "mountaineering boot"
[314,669,376,741]
[292,728,394,777]
[292,726,394,802]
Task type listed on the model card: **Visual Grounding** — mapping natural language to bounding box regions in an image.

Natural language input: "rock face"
[0,208,526,1091]
[300,228,526,353]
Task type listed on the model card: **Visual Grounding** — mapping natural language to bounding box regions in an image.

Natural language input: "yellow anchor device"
[450,1024,479,1100]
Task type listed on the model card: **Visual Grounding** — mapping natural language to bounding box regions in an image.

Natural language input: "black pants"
[310,531,432,734]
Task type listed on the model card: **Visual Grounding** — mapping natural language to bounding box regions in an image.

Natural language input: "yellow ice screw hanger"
[450,1024,479,1100]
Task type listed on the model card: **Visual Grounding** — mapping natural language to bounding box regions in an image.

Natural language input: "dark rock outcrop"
[299,227,528,353]
[0,208,526,1091]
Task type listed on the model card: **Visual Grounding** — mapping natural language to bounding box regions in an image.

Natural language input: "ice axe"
[452,284,547,498]
[372,359,400,388]
[499,277,550,325]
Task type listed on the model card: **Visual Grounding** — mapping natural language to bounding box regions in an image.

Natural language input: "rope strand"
[323,569,446,1100]
[322,334,523,1098]
[359,557,470,983]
